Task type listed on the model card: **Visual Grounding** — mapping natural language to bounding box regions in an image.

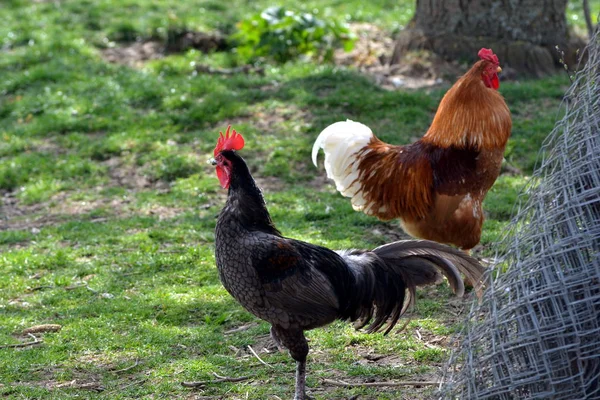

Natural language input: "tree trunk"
[391,0,585,76]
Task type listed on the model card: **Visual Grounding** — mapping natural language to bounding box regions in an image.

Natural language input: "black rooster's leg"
[269,326,285,353]
[295,359,307,400]
[272,326,309,400]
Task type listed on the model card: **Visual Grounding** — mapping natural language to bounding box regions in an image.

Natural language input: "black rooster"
[212,126,485,400]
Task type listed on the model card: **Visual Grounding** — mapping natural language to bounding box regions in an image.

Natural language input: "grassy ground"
[0,1,593,399]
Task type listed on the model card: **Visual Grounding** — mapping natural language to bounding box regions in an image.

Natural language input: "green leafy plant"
[233,7,355,63]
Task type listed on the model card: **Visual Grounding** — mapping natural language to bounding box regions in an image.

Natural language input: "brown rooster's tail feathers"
[312,120,374,207]
[373,240,486,299]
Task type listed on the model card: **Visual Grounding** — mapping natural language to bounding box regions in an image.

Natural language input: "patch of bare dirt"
[103,157,154,190]
[101,41,164,68]
[32,138,66,154]
[142,204,184,220]
[100,31,226,68]
[223,104,312,136]
[1,191,116,232]
[369,222,412,242]
[164,30,227,54]
[0,155,185,233]
[1,190,184,232]
[335,23,394,68]
[100,22,465,91]
[335,23,467,90]
[306,174,333,191]
[1,191,46,222]
[254,176,285,193]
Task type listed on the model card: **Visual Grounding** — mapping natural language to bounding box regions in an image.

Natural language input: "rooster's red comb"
[214,126,245,156]
[478,48,499,65]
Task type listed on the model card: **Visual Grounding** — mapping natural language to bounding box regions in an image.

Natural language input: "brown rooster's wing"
[320,138,485,222]
[428,144,481,196]
[353,141,487,221]
[352,140,435,221]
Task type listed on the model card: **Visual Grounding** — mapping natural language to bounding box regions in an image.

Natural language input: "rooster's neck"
[219,154,280,236]
[422,70,512,150]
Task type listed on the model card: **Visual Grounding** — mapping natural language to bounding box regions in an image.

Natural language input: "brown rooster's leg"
[272,326,310,400]
[460,248,487,299]
[461,249,474,293]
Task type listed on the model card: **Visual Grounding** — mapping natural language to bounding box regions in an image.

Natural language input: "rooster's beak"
[497,66,502,73]
[210,158,217,166]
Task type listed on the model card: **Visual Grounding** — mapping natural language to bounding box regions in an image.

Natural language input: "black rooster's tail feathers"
[373,239,486,298]
[345,240,486,336]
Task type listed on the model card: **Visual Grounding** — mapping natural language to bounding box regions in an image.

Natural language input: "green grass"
[0,0,591,398]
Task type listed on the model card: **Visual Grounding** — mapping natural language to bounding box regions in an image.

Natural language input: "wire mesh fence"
[439,28,600,400]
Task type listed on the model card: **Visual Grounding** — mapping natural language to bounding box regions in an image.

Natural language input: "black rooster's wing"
[251,233,351,328]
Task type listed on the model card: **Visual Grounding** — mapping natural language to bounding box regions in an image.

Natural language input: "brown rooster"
[312,48,512,250]
[212,126,485,399]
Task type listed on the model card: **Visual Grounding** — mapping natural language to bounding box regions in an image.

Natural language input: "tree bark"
[391,0,585,76]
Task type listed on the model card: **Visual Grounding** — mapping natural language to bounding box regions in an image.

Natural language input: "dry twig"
[0,333,43,349]
[64,283,87,290]
[181,375,252,388]
[111,360,140,374]
[224,323,257,334]
[55,380,104,392]
[26,285,54,292]
[247,345,274,368]
[86,286,99,294]
[22,324,62,334]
